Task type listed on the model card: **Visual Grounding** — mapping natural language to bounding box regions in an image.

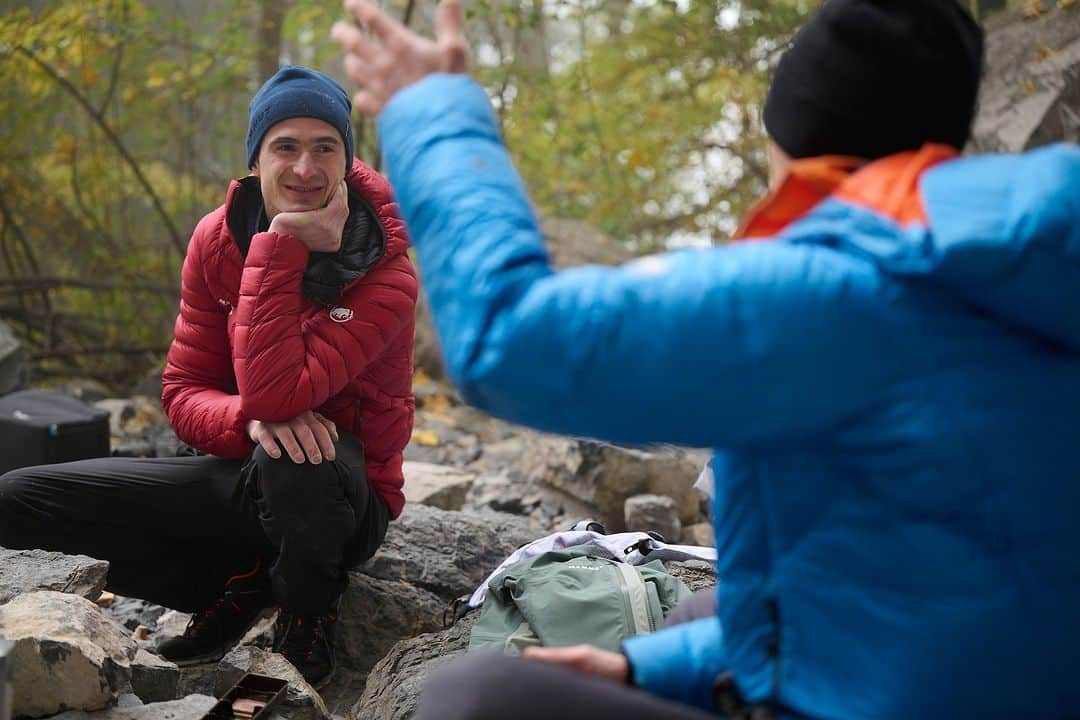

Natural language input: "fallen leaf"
[411,428,441,446]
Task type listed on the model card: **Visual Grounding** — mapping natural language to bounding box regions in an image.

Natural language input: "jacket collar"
[224,175,387,305]
[734,144,959,240]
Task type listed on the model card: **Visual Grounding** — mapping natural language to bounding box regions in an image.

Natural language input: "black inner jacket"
[225,175,387,306]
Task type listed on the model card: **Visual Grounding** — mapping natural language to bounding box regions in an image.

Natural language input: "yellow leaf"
[423,392,454,420]
[1022,79,1036,95]
[146,74,166,90]
[80,63,96,86]
[1033,46,1055,62]
[411,428,441,446]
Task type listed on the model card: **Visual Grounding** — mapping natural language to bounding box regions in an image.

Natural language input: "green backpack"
[468,543,692,655]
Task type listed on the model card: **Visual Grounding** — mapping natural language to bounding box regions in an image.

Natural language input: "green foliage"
[478,0,817,249]
[0,0,812,389]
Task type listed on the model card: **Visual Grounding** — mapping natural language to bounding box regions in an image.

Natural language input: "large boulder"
[0,547,109,606]
[515,435,707,533]
[972,1,1080,152]
[338,505,536,671]
[624,493,682,542]
[0,591,137,718]
[351,560,716,720]
[348,614,477,720]
[0,319,28,395]
[402,462,476,511]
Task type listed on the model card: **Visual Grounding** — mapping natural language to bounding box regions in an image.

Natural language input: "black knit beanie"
[763,0,983,160]
[247,65,355,173]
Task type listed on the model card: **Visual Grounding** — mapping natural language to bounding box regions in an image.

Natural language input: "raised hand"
[330,0,469,117]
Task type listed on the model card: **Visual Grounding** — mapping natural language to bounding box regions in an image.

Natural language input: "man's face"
[252,117,346,220]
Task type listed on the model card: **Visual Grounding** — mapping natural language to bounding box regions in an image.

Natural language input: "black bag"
[0,390,110,475]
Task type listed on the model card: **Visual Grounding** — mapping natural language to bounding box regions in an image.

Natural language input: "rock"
[337,572,445,672]
[339,505,536,671]
[0,547,109,606]
[175,663,218,699]
[215,646,330,720]
[402,462,476,511]
[624,494,682,543]
[667,560,717,593]
[0,319,28,395]
[49,694,217,719]
[515,435,707,533]
[0,591,136,718]
[94,396,167,440]
[462,471,541,517]
[972,2,1080,151]
[53,379,112,404]
[681,522,715,548]
[103,595,169,633]
[349,614,477,720]
[129,649,178,704]
[357,505,537,601]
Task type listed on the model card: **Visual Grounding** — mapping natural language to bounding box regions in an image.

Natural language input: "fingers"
[344,0,406,42]
[313,412,340,442]
[249,422,283,460]
[306,412,337,462]
[330,21,380,65]
[272,425,306,464]
[435,0,469,72]
[435,0,464,42]
[288,416,323,464]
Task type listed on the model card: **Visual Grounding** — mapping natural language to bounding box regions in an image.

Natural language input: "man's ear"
[250,161,260,177]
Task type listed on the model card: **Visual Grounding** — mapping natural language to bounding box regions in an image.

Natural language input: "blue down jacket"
[379,74,1080,719]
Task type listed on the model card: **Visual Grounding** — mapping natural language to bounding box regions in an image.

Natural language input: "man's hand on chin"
[268,179,349,253]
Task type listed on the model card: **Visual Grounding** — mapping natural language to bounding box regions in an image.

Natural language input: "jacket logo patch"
[330,306,353,323]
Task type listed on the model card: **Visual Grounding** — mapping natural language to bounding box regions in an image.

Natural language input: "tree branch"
[0,276,177,295]
[14,45,186,258]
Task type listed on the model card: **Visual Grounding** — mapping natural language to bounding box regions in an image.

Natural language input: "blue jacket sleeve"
[622,617,727,709]
[378,75,896,447]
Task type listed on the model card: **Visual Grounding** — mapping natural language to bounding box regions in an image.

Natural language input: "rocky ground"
[0,373,715,720]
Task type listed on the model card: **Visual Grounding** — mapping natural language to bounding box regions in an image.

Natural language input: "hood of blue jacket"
[801,143,1080,351]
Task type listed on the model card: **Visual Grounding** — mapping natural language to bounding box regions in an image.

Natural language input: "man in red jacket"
[0,66,417,688]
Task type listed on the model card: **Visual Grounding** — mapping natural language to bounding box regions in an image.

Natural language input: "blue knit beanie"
[246,65,355,173]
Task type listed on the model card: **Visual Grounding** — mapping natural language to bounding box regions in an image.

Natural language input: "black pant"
[416,589,722,720]
[0,434,388,614]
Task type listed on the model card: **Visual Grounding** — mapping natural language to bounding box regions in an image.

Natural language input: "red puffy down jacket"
[162,159,416,518]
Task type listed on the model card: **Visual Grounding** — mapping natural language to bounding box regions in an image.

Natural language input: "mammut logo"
[218,298,233,313]
[565,564,601,571]
[330,306,353,323]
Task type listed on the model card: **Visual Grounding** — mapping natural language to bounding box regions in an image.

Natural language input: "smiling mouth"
[284,184,325,194]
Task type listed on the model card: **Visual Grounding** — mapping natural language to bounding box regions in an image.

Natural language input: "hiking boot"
[272,607,337,688]
[157,559,271,666]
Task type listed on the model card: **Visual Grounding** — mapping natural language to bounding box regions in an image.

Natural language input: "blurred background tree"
[0,0,1024,390]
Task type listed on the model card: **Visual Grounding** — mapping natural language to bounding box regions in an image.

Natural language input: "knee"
[0,467,37,544]
[249,447,350,519]
[419,653,510,720]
